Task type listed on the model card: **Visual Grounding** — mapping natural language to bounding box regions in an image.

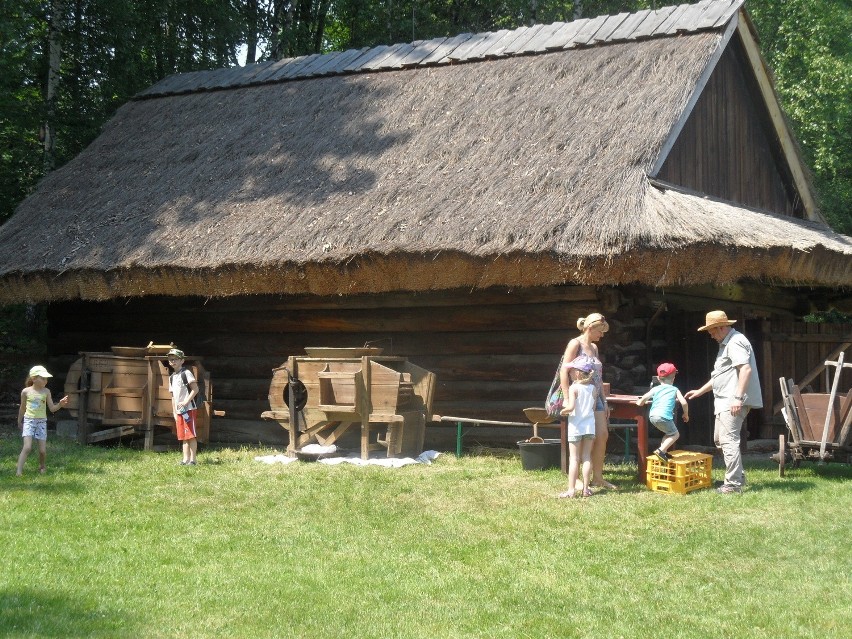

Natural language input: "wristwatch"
[734,394,746,402]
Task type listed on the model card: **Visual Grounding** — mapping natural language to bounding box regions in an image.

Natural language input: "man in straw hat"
[685,311,763,494]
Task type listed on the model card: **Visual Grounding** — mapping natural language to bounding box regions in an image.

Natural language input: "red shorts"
[175,409,197,441]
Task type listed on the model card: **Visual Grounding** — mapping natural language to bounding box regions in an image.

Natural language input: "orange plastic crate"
[645,450,712,494]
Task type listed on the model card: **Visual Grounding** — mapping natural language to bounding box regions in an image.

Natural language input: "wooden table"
[607,394,648,480]
[559,393,647,481]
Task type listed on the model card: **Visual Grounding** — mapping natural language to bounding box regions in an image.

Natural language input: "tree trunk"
[313,0,331,53]
[245,0,259,64]
[43,0,64,174]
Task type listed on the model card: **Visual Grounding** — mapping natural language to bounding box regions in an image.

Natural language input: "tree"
[747,0,852,233]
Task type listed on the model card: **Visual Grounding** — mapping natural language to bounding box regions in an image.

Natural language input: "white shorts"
[22,417,48,441]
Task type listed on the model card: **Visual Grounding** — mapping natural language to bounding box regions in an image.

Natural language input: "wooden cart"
[64,345,215,449]
[776,375,852,475]
[261,348,436,459]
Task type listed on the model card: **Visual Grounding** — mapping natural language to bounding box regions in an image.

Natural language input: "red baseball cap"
[657,362,678,377]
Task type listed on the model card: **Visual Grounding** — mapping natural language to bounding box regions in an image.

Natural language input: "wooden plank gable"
[657,36,807,218]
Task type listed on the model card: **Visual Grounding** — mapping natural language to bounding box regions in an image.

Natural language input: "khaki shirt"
[711,329,763,414]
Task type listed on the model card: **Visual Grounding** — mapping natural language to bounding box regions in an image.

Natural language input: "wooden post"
[76,354,89,445]
[144,358,157,451]
[819,353,852,461]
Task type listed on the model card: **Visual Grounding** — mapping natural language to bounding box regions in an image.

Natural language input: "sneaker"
[716,484,742,494]
[179,460,189,466]
[654,449,670,463]
[189,461,197,466]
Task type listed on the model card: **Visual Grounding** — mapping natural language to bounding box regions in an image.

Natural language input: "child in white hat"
[167,349,200,466]
[16,365,69,476]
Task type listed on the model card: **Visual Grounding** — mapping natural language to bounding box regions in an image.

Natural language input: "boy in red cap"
[635,363,689,462]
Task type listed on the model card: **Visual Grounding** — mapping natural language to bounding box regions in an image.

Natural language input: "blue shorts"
[651,416,679,437]
[22,417,48,441]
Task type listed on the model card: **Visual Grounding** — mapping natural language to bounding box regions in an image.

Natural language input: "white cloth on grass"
[254,450,441,467]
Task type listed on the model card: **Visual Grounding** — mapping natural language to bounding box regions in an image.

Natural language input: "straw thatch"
[0,2,848,303]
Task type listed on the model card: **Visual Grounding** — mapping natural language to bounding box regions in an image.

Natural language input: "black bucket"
[517,438,562,471]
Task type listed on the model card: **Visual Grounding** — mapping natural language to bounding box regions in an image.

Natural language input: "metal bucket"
[517,438,562,471]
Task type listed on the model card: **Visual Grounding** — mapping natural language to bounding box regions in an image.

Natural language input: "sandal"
[557,490,576,499]
[582,488,593,497]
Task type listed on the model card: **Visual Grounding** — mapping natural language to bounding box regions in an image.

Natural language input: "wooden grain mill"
[261,348,436,459]
[64,344,216,449]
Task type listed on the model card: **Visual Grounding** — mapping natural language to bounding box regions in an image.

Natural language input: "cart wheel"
[778,434,785,478]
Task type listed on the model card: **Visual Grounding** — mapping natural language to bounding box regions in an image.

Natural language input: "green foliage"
[1,438,851,638]
[0,0,244,224]
[803,308,852,324]
[748,0,852,233]
[323,1,655,50]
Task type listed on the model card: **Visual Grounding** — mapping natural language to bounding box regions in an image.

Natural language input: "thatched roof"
[0,0,848,303]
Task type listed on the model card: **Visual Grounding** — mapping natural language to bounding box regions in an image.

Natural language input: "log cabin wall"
[44,286,612,449]
[659,37,805,218]
[42,286,845,451]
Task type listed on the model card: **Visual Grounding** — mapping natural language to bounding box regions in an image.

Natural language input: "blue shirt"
[647,384,678,421]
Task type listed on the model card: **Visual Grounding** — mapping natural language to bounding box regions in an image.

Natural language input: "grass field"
[1,429,850,639]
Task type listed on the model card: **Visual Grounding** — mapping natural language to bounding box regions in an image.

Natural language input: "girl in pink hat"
[558,359,598,498]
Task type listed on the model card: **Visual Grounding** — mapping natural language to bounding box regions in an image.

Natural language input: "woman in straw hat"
[559,312,618,490]
[685,310,763,494]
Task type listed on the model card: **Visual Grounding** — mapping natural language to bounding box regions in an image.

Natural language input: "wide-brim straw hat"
[698,310,737,332]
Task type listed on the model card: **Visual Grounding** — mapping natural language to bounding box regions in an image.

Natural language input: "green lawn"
[1,430,850,639]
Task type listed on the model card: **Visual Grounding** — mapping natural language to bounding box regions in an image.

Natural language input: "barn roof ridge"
[136,0,745,99]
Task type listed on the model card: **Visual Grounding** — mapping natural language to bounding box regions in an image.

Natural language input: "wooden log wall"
[42,284,844,451]
[45,286,608,448]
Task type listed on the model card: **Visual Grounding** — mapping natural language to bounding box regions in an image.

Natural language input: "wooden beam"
[87,425,136,443]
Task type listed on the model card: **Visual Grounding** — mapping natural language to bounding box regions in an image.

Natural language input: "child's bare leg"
[580,438,594,492]
[17,436,33,475]
[591,412,616,488]
[560,442,580,497]
[182,441,190,463]
[38,440,47,472]
[660,431,680,452]
[188,438,197,463]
